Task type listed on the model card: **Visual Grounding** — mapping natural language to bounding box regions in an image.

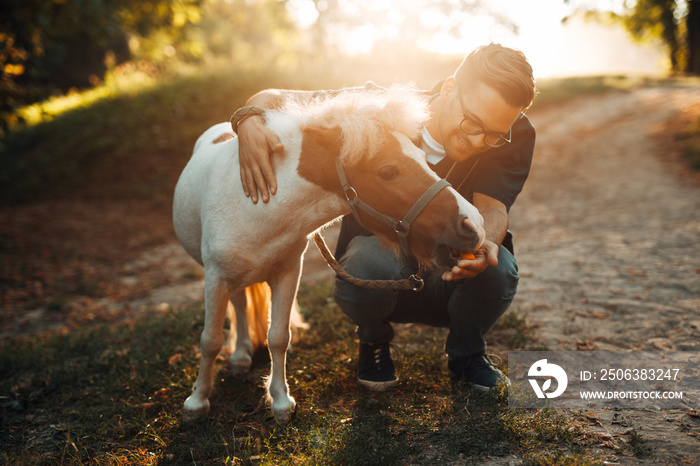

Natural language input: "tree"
[620,0,683,70]
[567,0,699,74]
[688,0,700,73]
[0,0,204,125]
[1,0,130,120]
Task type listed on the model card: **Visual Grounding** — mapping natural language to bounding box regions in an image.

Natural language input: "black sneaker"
[448,353,511,391]
[357,342,398,391]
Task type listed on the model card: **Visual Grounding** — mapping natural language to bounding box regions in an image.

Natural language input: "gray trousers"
[333,236,519,358]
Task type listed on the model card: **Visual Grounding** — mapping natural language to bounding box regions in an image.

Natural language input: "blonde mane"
[280,85,430,164]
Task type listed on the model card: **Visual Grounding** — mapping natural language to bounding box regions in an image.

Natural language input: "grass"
[0,282,607,465]
[0,69,272,206]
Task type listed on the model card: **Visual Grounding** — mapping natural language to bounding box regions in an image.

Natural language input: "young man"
[235,43,536,391]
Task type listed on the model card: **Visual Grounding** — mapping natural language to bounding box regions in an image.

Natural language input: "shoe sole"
[450,375,512,392]
[358,377,399,392]
[467,381,491,392]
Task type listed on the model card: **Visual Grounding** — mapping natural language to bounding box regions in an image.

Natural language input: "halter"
[335,157,451,253]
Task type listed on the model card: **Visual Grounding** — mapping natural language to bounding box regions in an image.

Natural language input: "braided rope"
[312,232,425,291]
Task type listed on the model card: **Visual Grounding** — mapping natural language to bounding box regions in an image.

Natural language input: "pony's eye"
[379,166,399,180]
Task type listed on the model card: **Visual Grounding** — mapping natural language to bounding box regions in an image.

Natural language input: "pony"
[172,86,485,424]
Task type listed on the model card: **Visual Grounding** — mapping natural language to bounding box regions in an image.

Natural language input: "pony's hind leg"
[228,289,254,375]
[184,273,232,417]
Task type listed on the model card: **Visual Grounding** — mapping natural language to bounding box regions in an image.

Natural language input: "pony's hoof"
[183,396,210,419]
[229,353,252,375]
[271,396,296,425]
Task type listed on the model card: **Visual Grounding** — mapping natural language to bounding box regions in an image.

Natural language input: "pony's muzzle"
[459,217,485,251]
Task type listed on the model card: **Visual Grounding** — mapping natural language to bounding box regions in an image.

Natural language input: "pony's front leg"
[228,290,253,375]
[184,273,231,417]
[267,262,302,424]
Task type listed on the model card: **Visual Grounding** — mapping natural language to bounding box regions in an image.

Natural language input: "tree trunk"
[658,1,680,71]
[688,0,700,74]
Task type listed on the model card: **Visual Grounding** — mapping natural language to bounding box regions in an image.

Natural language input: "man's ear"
[440,76,457,102]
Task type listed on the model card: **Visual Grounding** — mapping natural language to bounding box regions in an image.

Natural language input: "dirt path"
[512,87,700,353]
[509,86,700,464]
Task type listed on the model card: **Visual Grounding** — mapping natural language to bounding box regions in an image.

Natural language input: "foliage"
[0,0,297,128]
[619,0,684,70]
[1,0,129,126]
[1,0,201,129]
[116,0,204,61]
[198,0,296,66]
[566,0,700,74]
[689,0,700,73]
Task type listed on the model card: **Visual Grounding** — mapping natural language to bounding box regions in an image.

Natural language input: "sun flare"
[287,0,665,78]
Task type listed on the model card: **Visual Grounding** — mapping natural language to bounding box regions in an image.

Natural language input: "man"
[235,43,536,392]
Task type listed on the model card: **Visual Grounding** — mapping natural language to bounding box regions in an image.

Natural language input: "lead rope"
[312,232,426,291]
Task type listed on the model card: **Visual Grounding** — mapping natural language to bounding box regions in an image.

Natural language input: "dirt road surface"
[512,87,700,353]
[509,86,700,465]
[2,85,699,463]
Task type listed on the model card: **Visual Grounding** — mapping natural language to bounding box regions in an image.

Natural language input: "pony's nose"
[459,217,485,250]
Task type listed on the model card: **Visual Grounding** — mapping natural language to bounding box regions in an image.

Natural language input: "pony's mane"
[279,85,430,164]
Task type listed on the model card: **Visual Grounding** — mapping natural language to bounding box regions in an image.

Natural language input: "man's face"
[439,77,523,163]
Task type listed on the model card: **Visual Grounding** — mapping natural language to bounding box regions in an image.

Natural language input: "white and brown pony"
[172,86,485,424]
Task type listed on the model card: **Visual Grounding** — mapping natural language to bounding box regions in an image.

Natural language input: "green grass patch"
[0,70,271,206]
[0,64,340,207]
[0,283,605,464]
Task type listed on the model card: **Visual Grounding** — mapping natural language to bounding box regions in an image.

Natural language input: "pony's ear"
[298,126,343,193]
[301,126,342,155]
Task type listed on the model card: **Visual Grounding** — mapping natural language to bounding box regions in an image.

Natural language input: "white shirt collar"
[421,126,446,165]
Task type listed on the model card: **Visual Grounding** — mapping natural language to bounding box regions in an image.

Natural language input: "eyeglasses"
[456,85,513,148]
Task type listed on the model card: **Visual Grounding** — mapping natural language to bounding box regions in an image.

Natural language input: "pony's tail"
[244,283,308,352]
[245,283,272,352]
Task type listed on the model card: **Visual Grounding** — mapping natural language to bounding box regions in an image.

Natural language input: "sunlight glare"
[286,0,319,29]
[287,0,666,78]
[343,24,378,55]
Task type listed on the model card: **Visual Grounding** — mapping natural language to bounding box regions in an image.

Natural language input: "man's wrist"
[236,114,263,133]
[231,106,266,133]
